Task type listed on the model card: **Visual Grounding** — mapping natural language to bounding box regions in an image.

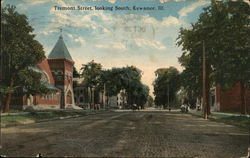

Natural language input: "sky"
[2,0,212,96]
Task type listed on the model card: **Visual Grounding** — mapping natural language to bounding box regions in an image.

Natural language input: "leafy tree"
[177,0,250,114]
[133,82,149,108]
[80,60,102,107]
[146,95,154,107]
[73,66,80,78]
[99,66,148,109]
[73,66,80,88]
[119,66,144,108]
[0,6,48,113]
[153,67,180,108]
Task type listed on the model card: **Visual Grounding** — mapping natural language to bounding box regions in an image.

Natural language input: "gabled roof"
[48,35,72,60]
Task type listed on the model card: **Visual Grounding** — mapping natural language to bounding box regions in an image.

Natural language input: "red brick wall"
[34,94,60,105]
[37,59,55,84]
[246,90,250,114]
[216,83,250,113]
[64,59,73,88]
[47,58,74,88]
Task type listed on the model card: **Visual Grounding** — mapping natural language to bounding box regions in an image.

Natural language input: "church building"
[10,34,77,110]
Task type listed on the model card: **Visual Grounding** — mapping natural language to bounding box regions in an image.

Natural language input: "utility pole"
[202,41,208,119]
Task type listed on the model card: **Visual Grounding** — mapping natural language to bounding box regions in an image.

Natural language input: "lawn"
[1,110,105,127]
[212,115,250,129]
[190,111,249,129]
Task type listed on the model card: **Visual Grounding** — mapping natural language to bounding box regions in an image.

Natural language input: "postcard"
[0,0,249,157]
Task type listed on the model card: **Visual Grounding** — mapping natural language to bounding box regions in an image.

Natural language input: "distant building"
[73,79,127,109]
[10,35,80,110]
[108,90,127,109]
[73,78,91,109]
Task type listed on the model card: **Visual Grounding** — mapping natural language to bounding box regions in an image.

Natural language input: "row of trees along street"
[177,0,250,116]
[0,6,52,113]
[78,60,150,109]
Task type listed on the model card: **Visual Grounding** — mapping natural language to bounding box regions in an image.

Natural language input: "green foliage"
[153,67,180,107]
[18,68,53,95]
[73,66,80,78]
[98,65,148,107]
[0,5,48,96]
[79,60,148,107]
[80,60,102,88]
[177,0,250,93]
[146,95,154,107]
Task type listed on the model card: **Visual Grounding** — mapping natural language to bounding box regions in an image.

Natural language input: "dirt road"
[0,111,249,157]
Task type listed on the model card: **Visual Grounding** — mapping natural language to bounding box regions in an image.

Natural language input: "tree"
[153,67,180,108]
[119,66,145,108]
[80,60,102,108]
[177,0,250,114]
[73,66,80,88]
[73,66,80,78]
[99,65,148,109]
[133,83,149,108]
[1,6,48,113]
[146,95,154,107]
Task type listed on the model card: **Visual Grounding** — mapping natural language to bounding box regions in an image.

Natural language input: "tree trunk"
[92,88,95,109]
[90,88,93,109]
[3,78,14,113]
[107,95,109,107]
[88,87,91,109]
[102,90,104,109]
[240,82,247,114]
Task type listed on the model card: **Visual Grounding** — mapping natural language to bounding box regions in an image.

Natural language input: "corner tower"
[48,35,75,109]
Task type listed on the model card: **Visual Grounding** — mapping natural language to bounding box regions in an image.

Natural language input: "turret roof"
[48,35,72,60]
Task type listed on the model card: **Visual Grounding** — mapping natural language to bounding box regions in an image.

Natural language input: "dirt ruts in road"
[1,111,249,157]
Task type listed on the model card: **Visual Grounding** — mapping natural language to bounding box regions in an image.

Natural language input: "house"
[10,34,79,110]
[73,78,92,109]
[108,89,127,109]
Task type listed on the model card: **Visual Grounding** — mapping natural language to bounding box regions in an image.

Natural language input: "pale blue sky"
[2,0,211,95]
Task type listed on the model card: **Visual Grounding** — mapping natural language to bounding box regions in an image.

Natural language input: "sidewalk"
[189,109,250,117]
[189,109,250,129]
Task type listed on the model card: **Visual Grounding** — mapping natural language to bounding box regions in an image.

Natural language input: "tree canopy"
[153,66,180,108]
[79,61,149,108]
[100,66,148,108]
[80,60,102,89]
[177,0,250,113]
[1,5,49,112]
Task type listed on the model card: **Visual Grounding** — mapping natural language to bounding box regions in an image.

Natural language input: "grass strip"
[1,110,105,126]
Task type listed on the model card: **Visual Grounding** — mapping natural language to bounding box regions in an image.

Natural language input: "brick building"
[11,35,77,110]
[47,35,75,109]
[215,83,250,114]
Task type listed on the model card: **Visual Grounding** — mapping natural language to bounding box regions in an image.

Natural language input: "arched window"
[41,72,49,83]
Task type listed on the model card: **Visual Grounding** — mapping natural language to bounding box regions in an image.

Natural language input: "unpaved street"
[0,111,249,157]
